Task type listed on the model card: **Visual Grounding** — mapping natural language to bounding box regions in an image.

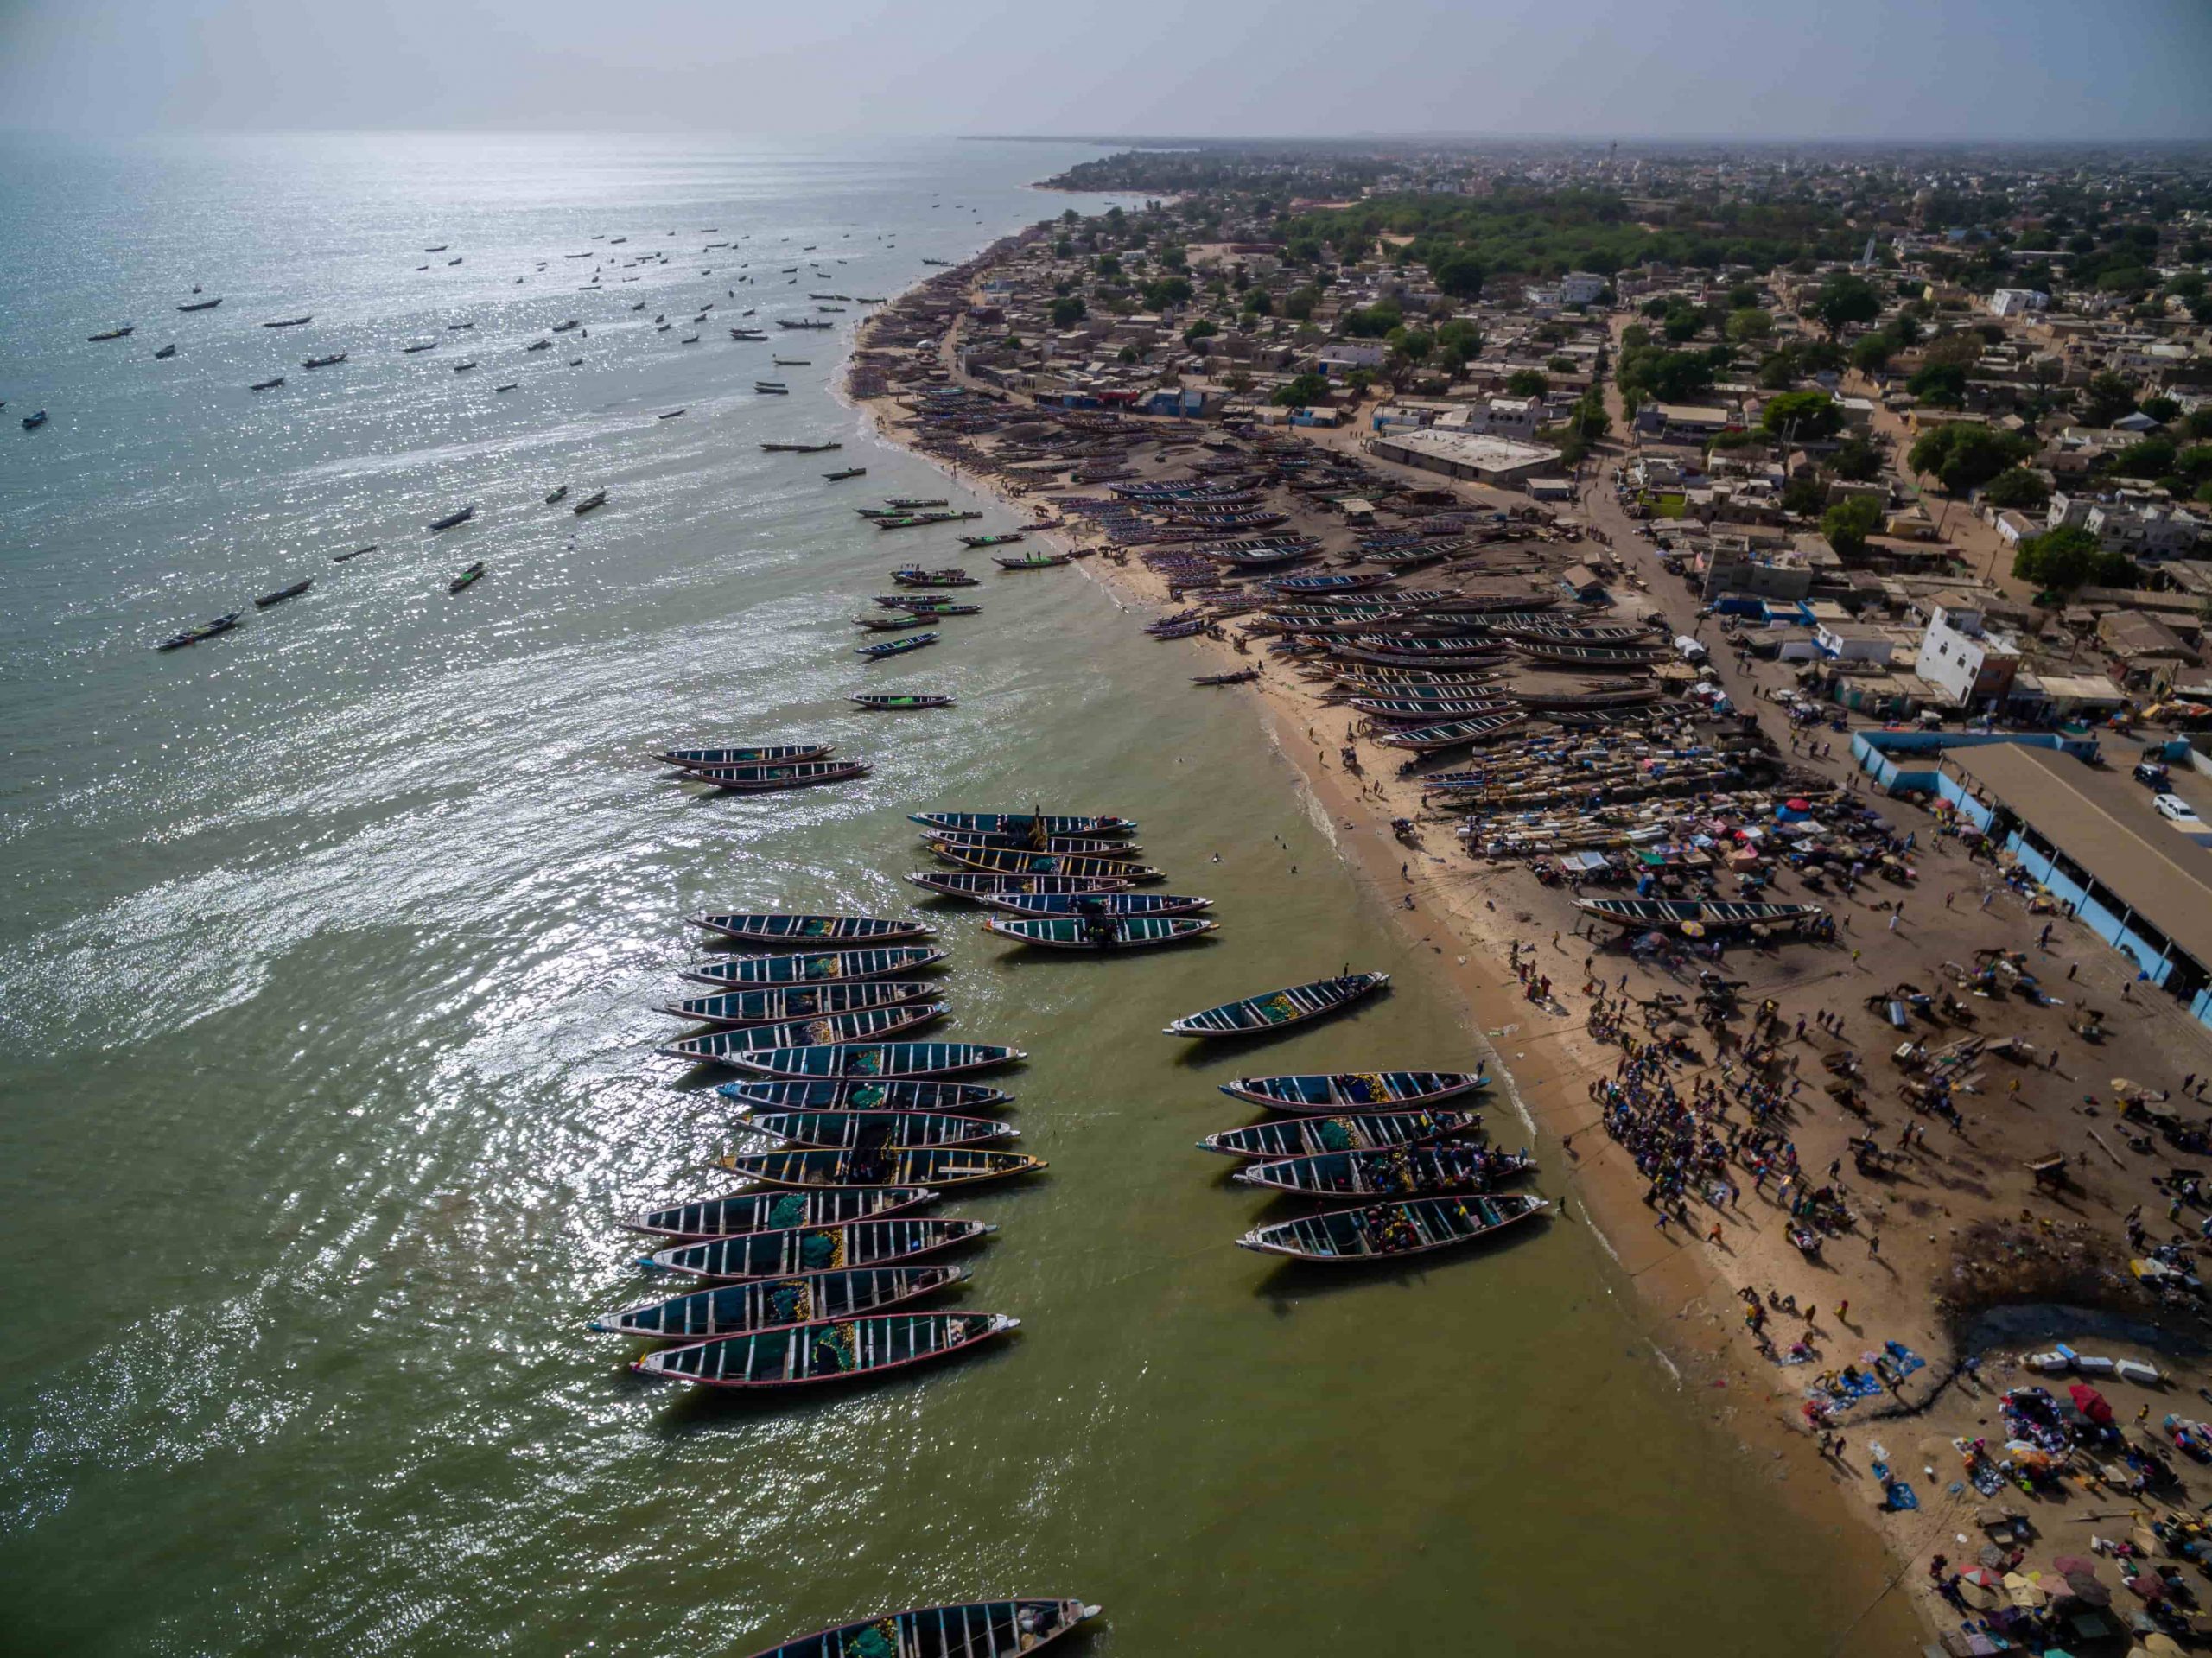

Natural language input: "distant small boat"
[823,467,867,481]
[254,579,313,609]
[851,693,954,711]
[1237,1192,1548,1262]
[428,505,475,532]
[658,743,833,770]
[175,297,222,312]
[689,759,872,793]
[753,382,789,394]
[452,359,477,372]
[248,377,284,391]
[402,341,437,353]
[447,321,474,330]
[592,1262,963,1340]
[331,544,378,563]
[448,562,486,594]
[773,357,810,365]
[683,947,949,988]
[544,485,569,505]
[301,352,346,369]
[857,632,938,661]
[732,1601,1098,1658]
[424,244,448,251]
[261,316,312,328]
[153,343,177,359]
[959,533,1024,549]
[570,489,607,514]
[692,912,931,946]
[86,326,135,341]
[22,410,49,429]
[995,552,1071,570]
[1164,973,1389,1038]
[885,498,949,509]
[494,382,518,392]
[155,611,242,651]
[638,1216,994,1281]
[658,408,686,419]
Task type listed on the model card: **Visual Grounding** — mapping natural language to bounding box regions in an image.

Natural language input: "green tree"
[2141,396,2182,424]
[1726,308,1774,343]
[1908,422,2028,493]
[1141,276,1193,311]
[1094,253,1122,278]
[1980,467,2050,511]
[1782,473,1829,517]
[1907,362,1968,408]
[1849,335,1893,373]
[1430,251,1485,299]
[1272,372,1329,408]
[1829,435,1885,481]
[1283,286,1319,321]
[1504,368,1550,397]
[1813,274,1882,337]
[1182,319,1217,345]
[1434,320,1483,360]
[1049,295,1087,328]
[1760,390,1843,441]
[2176,444,2212,483]
[2111,436,2177,480]
[2079,372,2138,428]
[1726,283,1761,310]
[1242,289,1272,316]
[2013,524,2128,593]
[1341,299,1403,338]
[1821,495,1884,557]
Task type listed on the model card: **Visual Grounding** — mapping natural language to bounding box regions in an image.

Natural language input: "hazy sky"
[3,0,2208,141]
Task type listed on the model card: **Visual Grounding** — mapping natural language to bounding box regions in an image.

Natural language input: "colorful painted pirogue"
[715,1078,1012,1113]
[632,1310,1017,1387]
[980,916,1216,950]
[1196,1109,1478,1159]
[625,1185,935,1239]
[735,1599,1101,1658]
[690,913,932,945]
[688,760,871,792]
[734,1109,1015,1150]
[905,871,1131,899]
[720,1041,1026,1080]
[656,981,939,1026]
[658,1002,947,1064]
[640,1216,994,1280]
[977,891,1211,918]
[1218,1069,1486,1112]
[592,1263,966,1341]
[1236,1192,1548,1262]
[684,947,949,987]
[909,811,1135,837]
[1164,972,1388,1037]
[716,1146,1044,1189]
[925,843,1161,883]
[1232,1144,1535,1199]
[658,743,833,770]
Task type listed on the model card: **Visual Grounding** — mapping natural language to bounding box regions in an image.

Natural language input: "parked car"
[2153,792,2198,823]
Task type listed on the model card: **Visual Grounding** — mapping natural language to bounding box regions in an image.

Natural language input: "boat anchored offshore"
[632,1309,1019,1388]
[620,1186,938,1242]
[734,1603,1099,1658]
[591,1262,965,1339]
[639,1216,995,1281]
[690,912,931,946]
[658,980,939,1026]
[1165,973,1389,1037]
[683,946,949,988]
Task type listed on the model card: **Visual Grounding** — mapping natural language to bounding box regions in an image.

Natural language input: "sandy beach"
[842,226,2212,1648]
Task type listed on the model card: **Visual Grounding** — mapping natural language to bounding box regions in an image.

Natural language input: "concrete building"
[1988,289,2050,318]
[1918,606,2021,710]
[1363,429,1558,489]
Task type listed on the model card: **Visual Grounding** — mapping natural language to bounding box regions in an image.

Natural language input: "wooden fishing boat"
[1510,641,1669,669]
[734,1109,1016,1150]
[929,829,1141,856]
[910,811,1135,837]
[982,916,1216,950]
[1325,636,1510,668]
[1234,1144,1535,1199]
[155,612,243,651]
[1220,1070,1486,1113]
[925,843,1161,883]
[1573,897,1826,932]
[889,569,978,588]
[640,1217,995,1280]
[591,1263,965,1340]
[978,891,1210,918]
[301,351,347,369]
[716,1078,1011,1114]
[959,532,1024,548]
[635,1309,1017,1388]
[1510,687,1664,711]
[254,579,313,609]
[878,596,983,615]
[823,467,867,481]
[1268,571,1397,594]
[718,1146,1043,1189]
[1350,697,1518,722]
[1497,623,1663,645]
[884,497,950,509]
[1236,1191,1548,1262]
[736,1598,1100,1658]
[1193,670,1261,686]
[994,553,1070,570]
[624,1185,937,1240]
[87,326,136,341]
[448,562,486,594]
[176,296,222,312]
[691,913,932,946]
[857,632,938,660]
[1372,711,1528,753]
[1198,1109,1478,1159]
[906,871,1131,900]
[658,743,833,770]
[685,947,948,988]
[851,694,956,711]
[572,489,608,514]
[658,1004,947,1064]
[760,441,842,454]
[153,343,177,359]
[721,1041,1026,1080]
[1164,972,1388,1038]
[855,613,931,632]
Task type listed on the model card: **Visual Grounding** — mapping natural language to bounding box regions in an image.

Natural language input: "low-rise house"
[1919,605,2022,710]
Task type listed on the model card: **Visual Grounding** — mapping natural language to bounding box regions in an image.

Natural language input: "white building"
[1988,289,2050,318]
[1558,270,1609,305]
[1918,606,2020,709]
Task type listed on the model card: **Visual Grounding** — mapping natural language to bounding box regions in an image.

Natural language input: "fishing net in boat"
[768,1282,810,1324]
[1319,1119,1356,1151]
[801,1230,842,1270]
[769,1194,808,1229]
[848,1622,899,1658]
[1342,1073,1387,1102]
[812,1324,858,1372]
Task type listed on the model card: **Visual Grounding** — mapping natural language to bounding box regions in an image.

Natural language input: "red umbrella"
[1958,1566,2004,1589]
[2068,1383,2115,1425]
[1786,798,1810,812]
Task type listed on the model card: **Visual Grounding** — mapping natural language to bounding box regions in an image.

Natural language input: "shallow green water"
[0,133,1902,1655]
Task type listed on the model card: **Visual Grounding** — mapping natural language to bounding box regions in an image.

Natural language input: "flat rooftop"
[1948,743,2212,968]
[1371,429,1555,473]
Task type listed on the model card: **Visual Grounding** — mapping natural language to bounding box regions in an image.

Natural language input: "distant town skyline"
[3,0,2209,143]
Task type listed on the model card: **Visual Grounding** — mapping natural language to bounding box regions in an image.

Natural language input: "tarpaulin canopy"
[2068,1383,2115,1426]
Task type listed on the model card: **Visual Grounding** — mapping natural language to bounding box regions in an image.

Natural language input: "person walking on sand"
[1834,1300,1848,1324]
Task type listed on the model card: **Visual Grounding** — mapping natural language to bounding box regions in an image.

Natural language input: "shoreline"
[837,255,1929,1639]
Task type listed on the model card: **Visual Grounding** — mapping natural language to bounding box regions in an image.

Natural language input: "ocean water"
[0,132,1907,1655]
